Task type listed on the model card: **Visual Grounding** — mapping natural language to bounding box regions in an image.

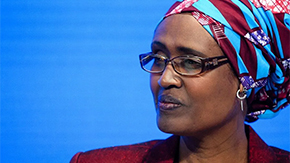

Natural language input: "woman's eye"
[153,57,164,66]
[181,59,200,69]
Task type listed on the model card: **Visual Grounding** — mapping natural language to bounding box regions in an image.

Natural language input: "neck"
[178,122,248,163]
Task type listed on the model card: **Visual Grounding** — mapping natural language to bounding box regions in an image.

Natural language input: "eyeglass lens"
[140,54,203,75]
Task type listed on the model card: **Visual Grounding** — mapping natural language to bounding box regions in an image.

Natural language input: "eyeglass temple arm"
[140,54,155,65]
[203,56,229,71]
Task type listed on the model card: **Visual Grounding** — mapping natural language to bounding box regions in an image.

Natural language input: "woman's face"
[150,14,241,136]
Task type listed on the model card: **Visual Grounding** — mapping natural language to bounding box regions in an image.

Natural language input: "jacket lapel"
[144,135,179,163]
[248,125,277,163]
[144,126,277,163]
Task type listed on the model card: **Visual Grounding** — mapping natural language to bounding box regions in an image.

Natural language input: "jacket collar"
[144,125,277,163]
[144,135,179,163]
[247,125,277,163]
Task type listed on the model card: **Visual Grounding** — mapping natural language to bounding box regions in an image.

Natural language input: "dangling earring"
[236,85,247,111]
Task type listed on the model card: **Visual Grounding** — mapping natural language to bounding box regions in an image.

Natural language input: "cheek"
[150,74,159,100]
[210,73,238,111]
[185,69,238,114]
[185,79,218,108]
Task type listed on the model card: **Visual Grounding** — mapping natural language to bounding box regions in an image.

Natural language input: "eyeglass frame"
[139,52,229,76]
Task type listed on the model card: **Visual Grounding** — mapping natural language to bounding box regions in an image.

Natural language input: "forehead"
[153,13,222,57]
[155,14,205,40]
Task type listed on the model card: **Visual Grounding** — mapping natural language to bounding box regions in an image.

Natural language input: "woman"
[71,0,289,162]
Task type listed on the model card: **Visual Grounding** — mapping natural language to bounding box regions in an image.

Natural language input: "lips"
[158,95,183,110]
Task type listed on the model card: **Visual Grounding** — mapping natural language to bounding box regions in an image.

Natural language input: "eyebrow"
[177,47,207,58]
[151,41,168,52]
[151,41,207,58]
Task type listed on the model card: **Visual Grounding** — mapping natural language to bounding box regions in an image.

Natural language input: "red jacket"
[70,126,290,163]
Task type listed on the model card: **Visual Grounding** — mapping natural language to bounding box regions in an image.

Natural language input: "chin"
[157,124,195,136]
[157,116,216,137]
[158,125,178,135]
[157,116,174,133]
[157,116,186,135]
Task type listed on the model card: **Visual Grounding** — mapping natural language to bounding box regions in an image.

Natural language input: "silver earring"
[236,89,246,111]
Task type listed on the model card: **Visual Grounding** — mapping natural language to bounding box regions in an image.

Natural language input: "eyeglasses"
[139,52,229,76]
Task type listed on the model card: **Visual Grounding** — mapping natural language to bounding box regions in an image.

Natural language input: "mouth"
[157,95,183,111]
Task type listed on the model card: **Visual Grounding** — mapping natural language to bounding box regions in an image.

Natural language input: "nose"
[158,64,182,89]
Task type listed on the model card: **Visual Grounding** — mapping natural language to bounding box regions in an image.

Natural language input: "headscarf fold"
[163,0,290,122]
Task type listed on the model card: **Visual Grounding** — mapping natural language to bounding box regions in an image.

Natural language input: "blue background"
[1,1,289,162]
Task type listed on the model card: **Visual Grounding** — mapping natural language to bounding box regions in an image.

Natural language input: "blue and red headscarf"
[163,0,290,122]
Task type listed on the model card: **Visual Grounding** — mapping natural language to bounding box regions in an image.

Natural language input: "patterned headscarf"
[163,0,290,122]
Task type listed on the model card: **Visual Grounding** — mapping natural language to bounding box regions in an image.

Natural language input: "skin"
[150,13,248,163]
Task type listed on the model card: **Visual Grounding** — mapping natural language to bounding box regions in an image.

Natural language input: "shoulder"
[270,146,290,162]
[70,140,161,163]
[247,125,290,162]
[70,135,180,163]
